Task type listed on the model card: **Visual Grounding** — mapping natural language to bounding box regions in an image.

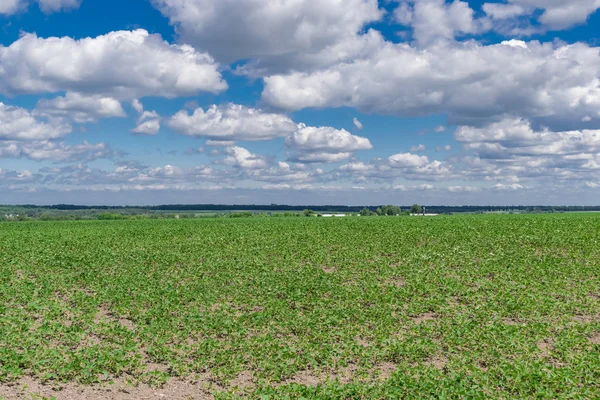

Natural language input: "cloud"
[448,185,480,192]
[482,3,526,20]
[245,161,318,183]
[388,152,430,168]
[386,153,452,180]
[131,99,144,114]
[336,152,451,182]
[206,140,235,147]
[35,92,126,123]
[435,125,446,132]
[219,146,269,169]
[263,39,600,131]
[132,119,161,135]
[455,118,600,158]
[286,123,372,163]
[395,0,489,46]
[130,99,161,135]
[492,183,525,191]
[290,152,354,164]
[483,0,600,31]
[28,161,232,189]
[0,140,117,162]
[37,0,81,13]
[410,144,426,152]
[0,0,22,14]
[0,0,80,15]
[169,103,372,164]
[0,168,37,183]
[0,102,71,141]
[169,104,297,141]
[453,118,600,186]
[0,29,227,98]
[338,161,372,173]
[353,117,363,130]
[138,111,159,122]
[151,0,382,65]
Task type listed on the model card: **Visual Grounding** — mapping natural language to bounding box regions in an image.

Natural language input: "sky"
[1,0,600,206]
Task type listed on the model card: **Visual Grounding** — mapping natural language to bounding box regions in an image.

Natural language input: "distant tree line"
[12,204,600,214]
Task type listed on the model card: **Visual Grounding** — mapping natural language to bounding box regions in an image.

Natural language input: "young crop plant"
[1,214,600,398]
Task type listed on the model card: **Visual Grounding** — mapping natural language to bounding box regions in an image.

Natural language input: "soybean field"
[1,214,600,399]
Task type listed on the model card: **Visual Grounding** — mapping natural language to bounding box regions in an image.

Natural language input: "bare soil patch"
[537,341,553,358]
[373,362,397,380]
[477,361,489,372]
[412,312,437,324]
[589,333,600,345]
[501,318,526,326]
[0,376,216,400]
[425,355,448,370]
[573,314,600,323]
[321,266,337,274]
[230,370,255,390]
[76,333,103,350]
[284,370,321,386]
[94,305,135,330]
[386,277,406,288]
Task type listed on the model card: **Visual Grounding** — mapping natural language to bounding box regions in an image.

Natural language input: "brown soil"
[283,370,321,386]
[538,341,553,358]
[412,312,437,324]
[574,314,599,323]
[386,277,406,288]
[229,371,255,390]
[94,305,136,330]
[0,376,216,400]
[374,362,397,380]
[425,355,448,370]
[477,361,489,372]
[1,360,405,399]
[501,318,525,326]
[321,266,337,274]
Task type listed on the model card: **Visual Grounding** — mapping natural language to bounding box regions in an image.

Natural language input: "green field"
[2,215,600,399]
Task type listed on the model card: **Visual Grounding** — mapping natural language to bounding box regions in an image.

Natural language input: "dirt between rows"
[0,376,216,400]
[0,361,398,400]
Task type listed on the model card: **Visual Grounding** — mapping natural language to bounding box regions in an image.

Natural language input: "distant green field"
[2,215,600,399]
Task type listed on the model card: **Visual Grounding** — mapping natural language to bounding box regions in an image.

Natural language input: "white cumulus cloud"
[0,102,71,141]
[221,146,269,169]
[151,0,382,64]
[35,92,126,123]
[168,104,297,141]
[0,29,227,98]
[263,38,600,131]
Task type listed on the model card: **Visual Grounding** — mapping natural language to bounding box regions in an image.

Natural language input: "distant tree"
[381,205,401,216]
[303,209,315,217]
[97,213,124,220]
[39,213,52,221]
[376,207,383,216]
[360,208,377,216]
[228,212,253,218]
[411,204,422,214]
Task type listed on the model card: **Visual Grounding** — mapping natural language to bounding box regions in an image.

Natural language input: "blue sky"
[1,0,600,206]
